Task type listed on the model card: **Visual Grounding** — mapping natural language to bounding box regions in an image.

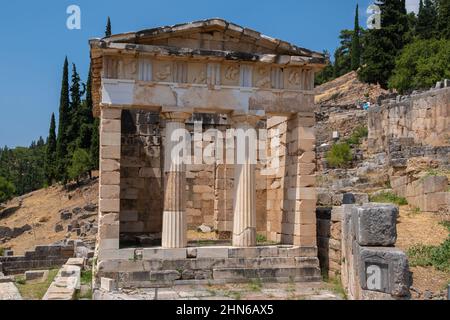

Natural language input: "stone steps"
[212,266,322,282]
[119,257,321,288]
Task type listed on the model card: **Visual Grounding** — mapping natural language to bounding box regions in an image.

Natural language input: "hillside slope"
[0,180,98,255]
[315,71,390,106]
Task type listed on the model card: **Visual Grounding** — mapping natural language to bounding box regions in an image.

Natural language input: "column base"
[232,227,257,247]
[162,211,187,248]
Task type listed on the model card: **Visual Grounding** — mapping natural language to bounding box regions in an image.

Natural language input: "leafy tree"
[417,0,438,39]
[334,30,353,78]
[315,50,335,85]
[389,38,450,93]
[105,17,112,37]
[359,0,409,88]
[44,113,57,185]
[351,4,362,70]
[56,57,70,182]
[68,149,92,184]
[437,0,450,39]
[0,176,15,203]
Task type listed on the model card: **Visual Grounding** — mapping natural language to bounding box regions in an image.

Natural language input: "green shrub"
[0,176,15,203]
[389,39,450,94]
[326,143,353,168]
[346,126,368,146]
[370,191,408,206]
[407,239,450,272]
[67,148,91,183]
[0,247,4,256]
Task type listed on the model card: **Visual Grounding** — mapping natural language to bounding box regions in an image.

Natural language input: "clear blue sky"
[0,0,419,148]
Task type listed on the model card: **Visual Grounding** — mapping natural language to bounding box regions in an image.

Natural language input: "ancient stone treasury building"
[90,19,328,287]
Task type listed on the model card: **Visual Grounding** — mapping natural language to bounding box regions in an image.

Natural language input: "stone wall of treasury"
[117,110,271,243]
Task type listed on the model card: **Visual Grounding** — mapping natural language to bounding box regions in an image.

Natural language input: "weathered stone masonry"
[90,18,327,287]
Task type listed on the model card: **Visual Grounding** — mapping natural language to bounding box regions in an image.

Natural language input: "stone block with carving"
[357,246,412,298]
[352,204,398,246]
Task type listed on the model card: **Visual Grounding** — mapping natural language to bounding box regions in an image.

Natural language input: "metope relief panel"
[119,58,137,80]
[138,59,153,82]
[104,56,119,79]
[254,66,271,89]
[286,68,302,90]
[188,62,207,84]
[153,60,173,82]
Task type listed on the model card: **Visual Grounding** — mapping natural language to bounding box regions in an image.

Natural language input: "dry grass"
[15,269,59,300]
[0,182,98,255]
[396,206,450,294]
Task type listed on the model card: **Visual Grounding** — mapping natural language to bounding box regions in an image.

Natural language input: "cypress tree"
[90,118,100,170]
[417,0,438,39]
[437,0,450,39]
[351,4,362,70]
[359,0,409,88]
[56,57,70,183]
[105,17,112,37]
[45,113,57,184]
[67,63,82,149]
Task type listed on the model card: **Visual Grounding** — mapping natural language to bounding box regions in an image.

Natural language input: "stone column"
[231,113,260,247]
[161,111,191,248]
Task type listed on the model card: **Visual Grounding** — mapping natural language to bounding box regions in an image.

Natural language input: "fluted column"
[231,113,260,247]
[161,111,191,248]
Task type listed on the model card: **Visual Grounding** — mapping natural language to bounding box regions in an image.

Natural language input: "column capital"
[161,111,192,122]
[230,111,264,128]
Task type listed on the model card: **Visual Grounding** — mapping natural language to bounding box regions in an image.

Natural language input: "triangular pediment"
[105,18,322,58]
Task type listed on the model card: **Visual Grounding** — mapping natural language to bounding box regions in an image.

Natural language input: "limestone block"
[98,249,135,261]
[101,132,121,146]
[101,146,121,160]
[298,163,316,175]
[352,204,398,246]
[423,192,449,212]
[101,278,117,292]
[196,246,229,258]
[101,171,120,185]
[101,159,120,172]
[102,108,122,119]
[99,199,120,212]
[100,185,120,199]
[25,270,48,281]
[99,223,120,239]
[293,235,316,247]
[142,248,187,260]
[228,247,259,258]
[358,246,411,298]
[66,258,85,268]
[422,176,448,194]
[98,239,120,251]
[101,119,121,133]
